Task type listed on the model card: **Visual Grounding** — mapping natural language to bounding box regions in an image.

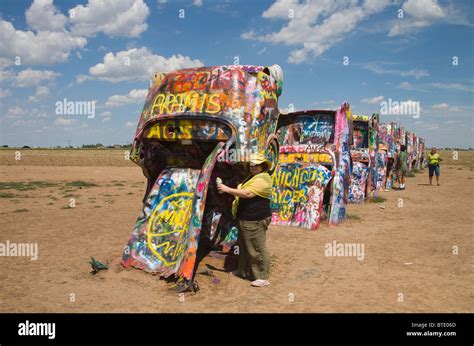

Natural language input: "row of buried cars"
[121,64,426,289]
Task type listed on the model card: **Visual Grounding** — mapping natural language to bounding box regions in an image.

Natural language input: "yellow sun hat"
[250,152,271,169]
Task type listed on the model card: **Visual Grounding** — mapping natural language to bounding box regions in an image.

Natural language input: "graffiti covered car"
[366,113,389,197]
[378,122,397,190]
[271,102,352,230]
[416,136,426,169]
[121,64,283,290]
[349,115,371,203]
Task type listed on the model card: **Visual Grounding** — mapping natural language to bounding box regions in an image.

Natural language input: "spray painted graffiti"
[278,114,334,145]
[328,103,352,224]
[371,151,388,191]
[122,168,200,277]
[271,164,333,230]
[405,131,412,171]
[144,119,232,141]
[220,225,238,253]
[122,141,226,279]
[378,123,397,190]
[350,115,370,203]
[349,162,369,203]
[416,137,425,169]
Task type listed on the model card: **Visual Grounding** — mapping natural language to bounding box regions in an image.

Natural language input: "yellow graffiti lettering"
[151,92,222,115]
[207,94,221,114]
[179,119,192,139]
[261,90,277,101]
[151,94,165,114]
[279,153,332,164]
[146,124,161,138]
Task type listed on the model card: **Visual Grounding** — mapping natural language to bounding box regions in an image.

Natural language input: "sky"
[0,0,473,148]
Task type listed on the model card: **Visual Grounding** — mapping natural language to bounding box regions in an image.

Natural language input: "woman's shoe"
[251,279,270,287]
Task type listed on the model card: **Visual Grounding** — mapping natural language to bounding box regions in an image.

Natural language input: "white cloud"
[29,86,50,102]
[101,111,112,122]
[242,0,392,63]
[13,69,61,88]
[125,121,135,128]
[86,47,203,83]
[26,0,68,32]
[193,0,203,6]
[403,0,445,19]
[398,81,414,90]
[54,117,79,126]
[431,103,462,112]
[431,103,449,110]
[397,81,427,92]
[5,106,28,119]
[69,0,150,38]
[400,69,430,79]
[4,106,49,120]
[75,74,91,84]
[0,20,87,67]
[11,119,42,128]
[388,0,446,37]
[431,82,474,93]
[364,62,429,79]
[105,88,148,107]
[361,96,384,104]
[0,88,11,99]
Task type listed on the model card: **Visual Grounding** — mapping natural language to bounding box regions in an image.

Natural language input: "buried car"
[367,113,389,197]
[271,102,352,230]
[349,115,371,203]
[121,64,283,291]
[416,136,426,169]
[378,122,398,190]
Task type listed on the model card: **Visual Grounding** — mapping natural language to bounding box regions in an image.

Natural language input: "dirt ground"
[0,149,472,312]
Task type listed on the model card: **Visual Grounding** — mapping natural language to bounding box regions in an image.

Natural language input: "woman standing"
[397,145,408,190]
[217,153,272,287]
[428,148,442,186]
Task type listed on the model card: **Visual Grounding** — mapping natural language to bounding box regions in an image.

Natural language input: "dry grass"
[0,148,135,167]
[437,150,473,170]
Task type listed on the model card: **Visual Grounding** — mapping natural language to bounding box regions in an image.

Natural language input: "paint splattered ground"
[0,149,472,312]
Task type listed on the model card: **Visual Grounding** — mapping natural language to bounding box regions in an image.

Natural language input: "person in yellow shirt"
[217,153,272,288]
[427,148,442,186]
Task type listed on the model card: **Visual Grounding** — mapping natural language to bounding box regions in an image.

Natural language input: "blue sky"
[0,0,473,148]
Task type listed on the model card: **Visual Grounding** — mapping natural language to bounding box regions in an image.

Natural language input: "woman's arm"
[217,183,256,198]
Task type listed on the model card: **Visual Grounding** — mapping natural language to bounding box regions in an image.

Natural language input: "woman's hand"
[217,183,228,194]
